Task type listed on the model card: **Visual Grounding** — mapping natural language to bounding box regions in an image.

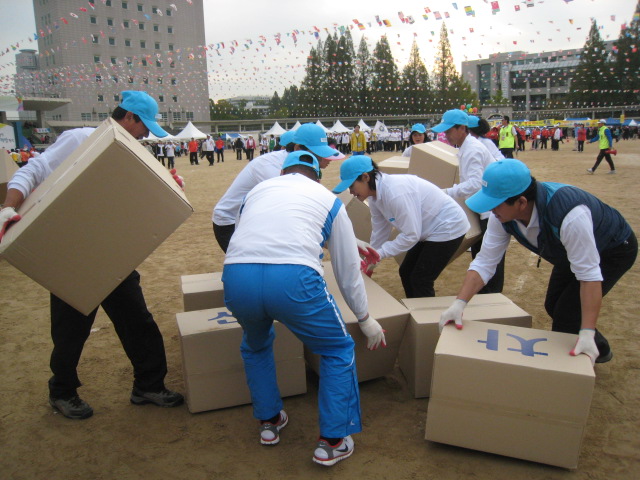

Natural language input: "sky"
[0,0,637,100]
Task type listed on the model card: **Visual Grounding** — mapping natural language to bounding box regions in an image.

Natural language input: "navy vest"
[502,182,632,265]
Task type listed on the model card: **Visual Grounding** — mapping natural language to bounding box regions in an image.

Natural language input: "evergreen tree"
[569,20,614,107]
[269,91,281,113]
[611,2,640,105]
[399,39,432,114]
[371,35,400,115]
[334,30,356,116]
[298,39,325,117]
[354,36,374,115]
[281,85,300,117]
[323,33,340,116]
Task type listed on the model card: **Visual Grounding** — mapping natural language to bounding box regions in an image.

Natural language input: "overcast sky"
[0,0,637,99]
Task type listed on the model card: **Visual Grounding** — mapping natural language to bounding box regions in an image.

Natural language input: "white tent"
[290,121,302,131]
[628,119,638,126]
[372,120,388,136]
[329,120,351,133]
[315,120,330,133]
[174,121,208,140]
[141,131,178,142]
[264,121,287,136]
[358,119,372,131]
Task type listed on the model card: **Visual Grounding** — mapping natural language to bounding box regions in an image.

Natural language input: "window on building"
[158,95,164,103]
[98,113,109,120]
[168,43,173,51]
[169,62,175,69]
[143,77,148,84]
[122,1,128,9]
[125,38,131,47]
[157,77,163,84]
[126,57,132,66]
[167,26,173,34]
[111,75,118,82]
[137,3,143,11]
[152,6,159,14]
[172,95,178,103]
[171,78,177,85]
[107,18,114,26]
[97,94,104,102]
[138,22,145,30]
[166,8,172,16]
[94,55,101,63]
[186,112,194,121]
[81,113,92,121]
[156,60,161,67]
[114,94,120,102]
[96,74,102,82]
[141,58,148,66]
[153,24,159,32]
[172,111,181,121]
[90,16,97,24]
[128,76,134,83]
[123,20,129,28]
[155,42,160,50]
[92,36,99,44]
[111,56,117,64]
[140,40,146,48]
[109,37,116,46]
[160,112,168,122]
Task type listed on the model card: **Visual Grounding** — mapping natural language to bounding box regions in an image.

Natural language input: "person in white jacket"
[223,151,385,467]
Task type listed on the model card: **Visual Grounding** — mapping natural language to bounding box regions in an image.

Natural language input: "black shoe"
[596,350,613,364]
[49,395,94,419]
[130,388,184,407]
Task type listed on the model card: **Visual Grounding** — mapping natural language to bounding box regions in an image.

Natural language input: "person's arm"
[446,148,485,200]
[605,129,613,149]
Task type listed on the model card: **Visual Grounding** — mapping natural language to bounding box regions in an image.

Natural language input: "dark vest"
[502,181,632,265]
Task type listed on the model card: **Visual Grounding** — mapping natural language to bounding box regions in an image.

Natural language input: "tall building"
[19,0,209,128]
[461,41,615,112]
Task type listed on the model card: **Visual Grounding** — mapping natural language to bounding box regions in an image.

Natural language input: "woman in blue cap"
[333,155,470,298]
[401,123,430,158]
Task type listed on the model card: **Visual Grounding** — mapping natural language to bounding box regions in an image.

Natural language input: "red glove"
[0,207,21,241]
[169,168,185,190]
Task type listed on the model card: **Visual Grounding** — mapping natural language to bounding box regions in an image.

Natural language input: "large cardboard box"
[336,191,372,242]
[0,118,193,315]
[304,262,410,382]
[425,321,595,469]
[398,294,532,398]
[177,307,307,413]
[378,155,409,175]
[181,272,225,312]
[0,149,19,204]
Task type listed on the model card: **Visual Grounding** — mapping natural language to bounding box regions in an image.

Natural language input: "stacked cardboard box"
[181,272,225,312]
[398,294,532,398]
[336,191,372,242]
[425,321,594,469]
[0,119,193,314]
[177,307,307,413]
[304,262,410,382]
[378,156,409,175]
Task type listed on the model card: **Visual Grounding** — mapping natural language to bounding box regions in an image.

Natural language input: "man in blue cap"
[223,151,384,466]
[0,91,184,419]
[439,159,637,365]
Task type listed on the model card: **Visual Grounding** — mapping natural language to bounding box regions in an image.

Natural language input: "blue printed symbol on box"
[208,311,237,324]
[478,329,548,357]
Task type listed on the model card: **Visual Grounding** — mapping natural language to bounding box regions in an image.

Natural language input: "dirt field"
[1,137,639,480]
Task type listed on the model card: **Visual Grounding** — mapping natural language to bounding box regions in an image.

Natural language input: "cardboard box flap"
[401,293,516,311]
[181,273,223,294]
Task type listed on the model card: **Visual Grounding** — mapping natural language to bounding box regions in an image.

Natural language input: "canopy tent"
[358,119,372,131]
[221,132,247,140]
[564,117,591,122]
[329,120,350,133]
[290,121,302,131]
[264,121,287,136]
[315,120,330,133]
[174,121,208,140]
[141,131,177,142]
[626,119,638,126]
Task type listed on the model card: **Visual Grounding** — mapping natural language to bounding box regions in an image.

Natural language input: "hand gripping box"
[1,149,19,203]
[425,321,595,469]
[177,307,307,413]
[181,272,225,312]
[0,118,193,315]
[378,156,409,175]
[304,262,410,382]
[407,141,482,264]
[398,294,532,398]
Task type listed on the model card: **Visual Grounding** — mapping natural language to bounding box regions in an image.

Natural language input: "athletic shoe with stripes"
[313,435,354,466]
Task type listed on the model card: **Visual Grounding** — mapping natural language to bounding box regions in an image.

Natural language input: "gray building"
[17,0,209,128]
[461,41,615,112]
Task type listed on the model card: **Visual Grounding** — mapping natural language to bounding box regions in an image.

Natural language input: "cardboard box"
[407,141,459,188]
[425,321,595,469]
[304,262,410,382]
[181,272,225,312]
[398,294,532,398]
[378,155,409,175]
[0,149,19,204]
[0,118,193,315]
[177,307,307,413]
[336,191,372,242]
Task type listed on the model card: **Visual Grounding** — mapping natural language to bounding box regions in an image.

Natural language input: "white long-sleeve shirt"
[212,149,288,225]
[368,173,470,259]
[225,173,368,320]
[469,205,603,283]
[477,136,505,161]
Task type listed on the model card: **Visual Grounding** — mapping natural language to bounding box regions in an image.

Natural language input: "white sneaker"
[259,410,288,445]
[313,435,354,466]
[607,170,617,174]
[586,168,594,174]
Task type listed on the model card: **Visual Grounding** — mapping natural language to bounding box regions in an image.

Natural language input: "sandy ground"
[1,137,639,480]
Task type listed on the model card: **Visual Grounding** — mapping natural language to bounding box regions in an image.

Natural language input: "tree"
[399,39,432,114]
[354,36,374,115]
[269,91,281,113]
[611,2,640,105]
[486,89,510,105]
[569,20,614,107]
[298,39,325,117]
[281,85,300,117]
[371,35,400,115]
[333,30,356,116]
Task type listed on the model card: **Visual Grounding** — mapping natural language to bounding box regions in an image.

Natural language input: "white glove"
[0,207,21,241]
[570,329,598,366]
[439,299,467,333]
[358,315,386,350]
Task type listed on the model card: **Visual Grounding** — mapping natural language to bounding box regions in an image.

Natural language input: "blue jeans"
[222,263,361,438]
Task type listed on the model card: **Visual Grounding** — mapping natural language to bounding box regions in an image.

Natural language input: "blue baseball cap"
[279,130,296,147]
[332,155,374,193]
[411,123,426,134]
[292,123,340,159]
[282,150,320,176]
[467,115,480,128]
[119,90,168,138]
[431,109,469,133]
[465,159,532,213]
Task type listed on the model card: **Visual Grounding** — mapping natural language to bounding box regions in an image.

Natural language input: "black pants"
[472,218,505,294]
[246,148,254,160]
[217,150,224,162]
[541,138,548,149]
[213,222,236,253]
[591,149,615,172]
[499,148,514,159]
[577,140,585,152]
[49,271,168,398]
[545,232,637,357]
[399,235,465,298]
[236,148,243,160]
[167,156,174,169]
[205,151,214,165]
[157,155,165,167]
[190,152,198,165]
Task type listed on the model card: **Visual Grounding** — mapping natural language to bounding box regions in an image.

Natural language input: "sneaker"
[49,395,94,420]
[596,350,613,364]
[260,410,288,445]
[130,388,184,407]
[607,170,617,174]
[586,168,594,174]
[313,435,354,466]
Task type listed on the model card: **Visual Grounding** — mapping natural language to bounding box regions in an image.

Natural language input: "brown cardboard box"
[177,307,307,413]
[0,149,19,204]
[181,272,225,312]
[378,155,409,175]
[425,321,594,469]
[304,262,410,382]
[398,294,532,398]
[0,118,193,315]
[336,191,372,242]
